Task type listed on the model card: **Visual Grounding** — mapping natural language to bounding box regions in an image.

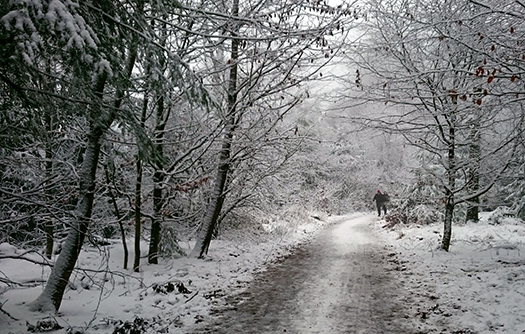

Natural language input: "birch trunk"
[441,110,456,252]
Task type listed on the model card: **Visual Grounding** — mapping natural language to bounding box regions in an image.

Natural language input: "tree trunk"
[28,5,141,308]
[148,170,163,264]
[442,197,454,251]
[465,119,481,223]
[148,96,165,264]
[190,0,239,258]
[190,130,234,258]
[104,163,128,269]
[44,219,54,259]
[43,60,56,259]
[441,108,456,252]
[100,42,137,270]
[44,111,54,259]
[133,157,143,272]
[113,44,139,270]
[133,92,148,271]
[29,72,108,312]
[147,16,171,264]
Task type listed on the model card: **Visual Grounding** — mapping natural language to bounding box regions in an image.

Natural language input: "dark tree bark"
[191,127,234,258]
[108,43,138,271]
[442,197,454,251]
[42,59,58,260]
[133,156,143,272]
[133,93,148,272]
[148,169,163,264]
[148,96,166,264]
[44,110,55,259]
[104,162,129,269]
[191,0,239,258]
[465,118,481,223]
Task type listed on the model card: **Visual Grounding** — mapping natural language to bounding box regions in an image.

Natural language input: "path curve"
[195,214,417,333]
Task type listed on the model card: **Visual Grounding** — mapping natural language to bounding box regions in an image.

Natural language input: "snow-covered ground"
[1,212,524,333]
[373,212,525,333]
[0,213,334,333]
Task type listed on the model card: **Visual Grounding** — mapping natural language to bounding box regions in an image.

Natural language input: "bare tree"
[467,0,525,217]
[189,0,356,257]
[341,0,522,250]
[0,0,358,312]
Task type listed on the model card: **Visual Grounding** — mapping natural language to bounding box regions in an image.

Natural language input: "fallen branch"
[0,254,142,286]
[185,291,199,303]
[0,277,46,288]
[481,244,520,252]
[0,254,52,267]
[0,300,19,321]
[497,259,525,266]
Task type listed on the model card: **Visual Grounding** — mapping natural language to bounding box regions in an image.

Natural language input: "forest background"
[0,0,524,321]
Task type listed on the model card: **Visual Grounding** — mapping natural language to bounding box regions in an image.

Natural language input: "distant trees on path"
[340,0,525,251]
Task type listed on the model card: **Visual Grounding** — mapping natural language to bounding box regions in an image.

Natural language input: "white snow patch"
[373,213,525,333]
[0,214,334,333]
[2,211,523,333]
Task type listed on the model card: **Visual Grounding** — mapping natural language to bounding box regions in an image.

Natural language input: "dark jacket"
[373,193,389,204]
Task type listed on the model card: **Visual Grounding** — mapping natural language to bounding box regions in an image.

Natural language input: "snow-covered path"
[195,214,416,333]
[3,213,524,333]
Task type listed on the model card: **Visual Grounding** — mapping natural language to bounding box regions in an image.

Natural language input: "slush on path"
[196,214,417,333]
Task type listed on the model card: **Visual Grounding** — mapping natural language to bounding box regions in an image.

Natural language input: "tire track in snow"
[194,214,418,333]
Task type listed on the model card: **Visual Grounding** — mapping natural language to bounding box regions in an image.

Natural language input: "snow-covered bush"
[392,169,443,225]
[501,179,525,222]
[486,206,515,225]
[159,224,187,258]
[408,204,443,225]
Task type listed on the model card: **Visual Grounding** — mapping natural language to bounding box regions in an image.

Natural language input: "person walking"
[373,190,388,217]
